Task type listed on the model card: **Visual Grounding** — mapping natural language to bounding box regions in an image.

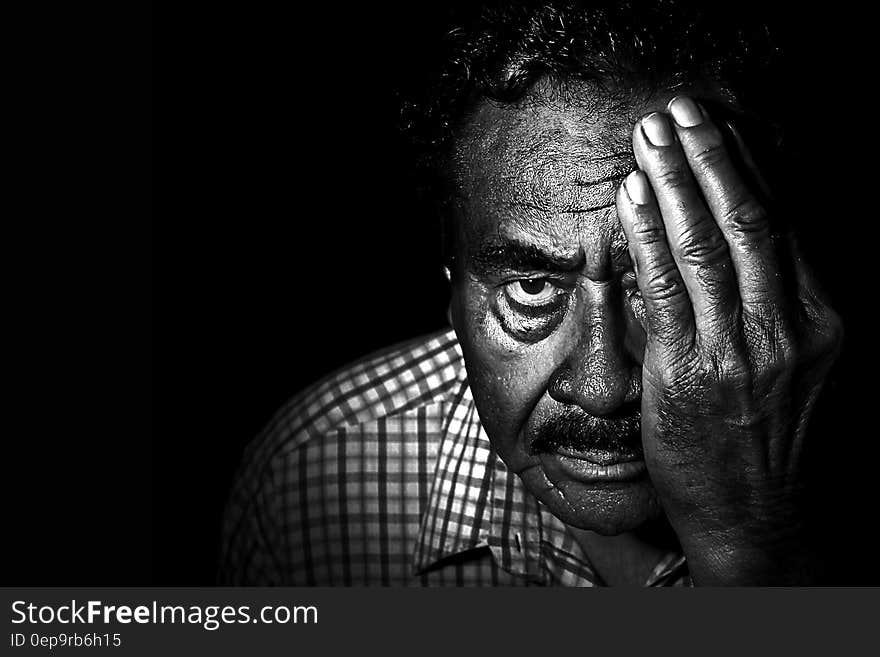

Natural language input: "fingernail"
[624,170,651,205]
[668,96,703,127]
[641,112,674,146]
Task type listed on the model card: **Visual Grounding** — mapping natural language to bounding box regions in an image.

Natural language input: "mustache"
[529,406,642,455]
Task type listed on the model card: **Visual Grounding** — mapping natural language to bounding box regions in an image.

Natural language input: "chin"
[519,466,665,534]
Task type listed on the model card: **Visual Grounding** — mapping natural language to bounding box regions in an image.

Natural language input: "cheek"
[452,286,564,441]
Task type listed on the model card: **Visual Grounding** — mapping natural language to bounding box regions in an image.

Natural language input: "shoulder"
[219,328,465,584]
[235,328,465,483]
[253,327,463,461]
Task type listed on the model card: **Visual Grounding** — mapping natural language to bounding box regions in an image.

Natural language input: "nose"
[547,278,640,417]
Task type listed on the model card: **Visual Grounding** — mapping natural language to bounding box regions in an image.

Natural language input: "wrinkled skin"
[448,82,842,584]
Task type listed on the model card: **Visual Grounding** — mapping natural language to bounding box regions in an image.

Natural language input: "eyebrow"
[470,239,584,277]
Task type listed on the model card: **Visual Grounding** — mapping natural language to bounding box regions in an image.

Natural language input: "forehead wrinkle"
[464,108,634,218]
[454,88,639,254]
[518,156,628,214]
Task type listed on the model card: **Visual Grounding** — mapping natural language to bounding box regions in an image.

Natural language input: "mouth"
[540,446,647,483]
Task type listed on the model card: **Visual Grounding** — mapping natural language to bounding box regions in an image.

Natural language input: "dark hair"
[400,0,784,249]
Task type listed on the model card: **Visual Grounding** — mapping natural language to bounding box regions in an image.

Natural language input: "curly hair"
[400,0,783,220]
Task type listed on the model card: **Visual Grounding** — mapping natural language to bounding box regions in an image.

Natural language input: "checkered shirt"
[218,328,690,586]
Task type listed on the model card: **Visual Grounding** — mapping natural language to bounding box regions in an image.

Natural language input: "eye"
[504,278,562,306]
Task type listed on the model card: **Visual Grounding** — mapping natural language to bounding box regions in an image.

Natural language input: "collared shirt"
[219,328,690,586]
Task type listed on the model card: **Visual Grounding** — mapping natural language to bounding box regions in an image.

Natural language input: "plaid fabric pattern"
[219,329,690,586]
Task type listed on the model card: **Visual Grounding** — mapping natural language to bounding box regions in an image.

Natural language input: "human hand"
[615,96,842,584]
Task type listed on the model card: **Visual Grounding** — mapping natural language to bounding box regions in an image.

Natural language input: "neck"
[566,520,680,586]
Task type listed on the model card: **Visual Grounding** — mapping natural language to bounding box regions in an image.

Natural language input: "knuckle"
[691,142,728,171]
[706,349,753,389]
[653,166,692,191]
[631,216,666,245]
[722,198,770,236]
[745,318,798,371]
[644,263,686,301]
[675,227,729,266]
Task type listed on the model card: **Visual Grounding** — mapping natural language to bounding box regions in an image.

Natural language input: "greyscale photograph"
[16,1,869,596]
[8,5,878,655]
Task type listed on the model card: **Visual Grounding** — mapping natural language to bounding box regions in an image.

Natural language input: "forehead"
[452,83,645,260]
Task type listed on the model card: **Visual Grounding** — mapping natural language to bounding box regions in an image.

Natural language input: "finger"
[667,96,784,319]
[616,171,695,348]
[632,112,740,339]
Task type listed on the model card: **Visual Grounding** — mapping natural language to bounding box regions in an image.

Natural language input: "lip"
[543,449,647,483]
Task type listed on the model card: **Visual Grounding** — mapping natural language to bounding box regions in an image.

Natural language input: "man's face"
[449,83,722,534]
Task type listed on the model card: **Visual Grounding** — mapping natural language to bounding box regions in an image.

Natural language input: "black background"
[5,3,877,585]
[154,5,455,584]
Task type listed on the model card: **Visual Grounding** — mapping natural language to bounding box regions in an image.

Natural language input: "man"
[219,1,841,586]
